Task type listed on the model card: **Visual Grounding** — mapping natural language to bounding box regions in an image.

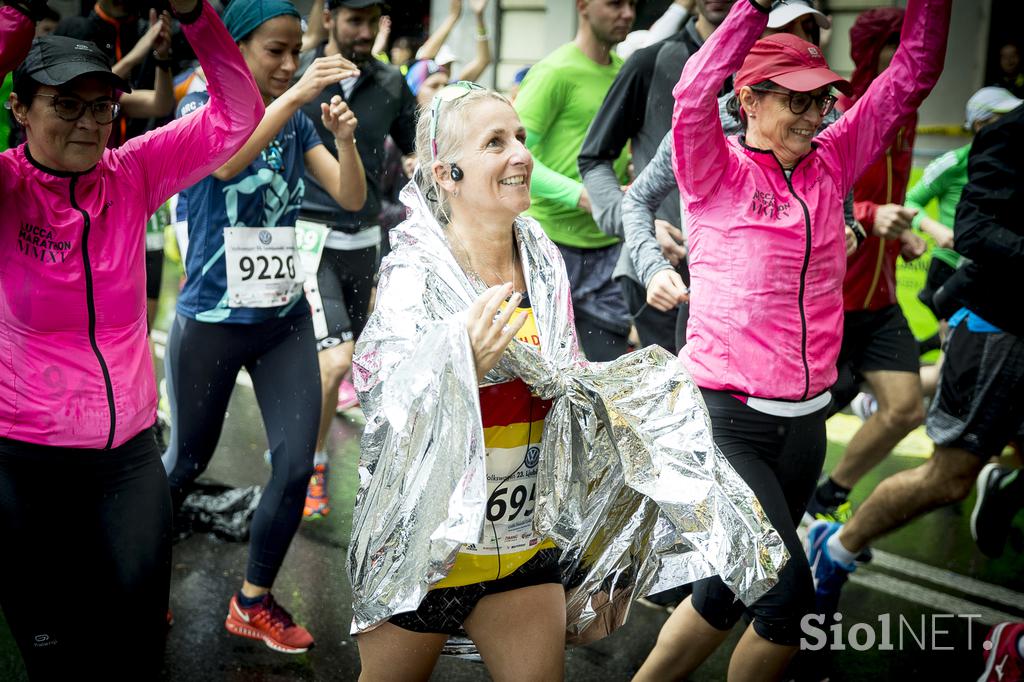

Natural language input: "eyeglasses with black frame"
[33,94,121,124]
[752,86,837,117]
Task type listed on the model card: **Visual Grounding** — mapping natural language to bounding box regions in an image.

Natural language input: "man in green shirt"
[514,0,635,360]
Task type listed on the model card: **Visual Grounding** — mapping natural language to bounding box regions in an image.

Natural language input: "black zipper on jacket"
[70,175,117,449]
[775,157,813,401]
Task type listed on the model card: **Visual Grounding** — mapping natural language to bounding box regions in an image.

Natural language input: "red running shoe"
[303,463,330,519]
[224,593,314,654]
[336,378,359,412]
[979,622,1024,682]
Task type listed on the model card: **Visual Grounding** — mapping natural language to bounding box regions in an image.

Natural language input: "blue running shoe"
[808,521,856,616]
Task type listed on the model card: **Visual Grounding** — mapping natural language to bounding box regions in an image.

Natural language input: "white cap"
[434,44,458,67]
[965,87,1023,129]
[767,0,830,30]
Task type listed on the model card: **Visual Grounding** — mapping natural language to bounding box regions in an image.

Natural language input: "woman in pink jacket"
[0,0,262,676]
[634,0,950,679]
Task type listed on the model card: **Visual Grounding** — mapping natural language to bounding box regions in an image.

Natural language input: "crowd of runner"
[0,0,1022,679]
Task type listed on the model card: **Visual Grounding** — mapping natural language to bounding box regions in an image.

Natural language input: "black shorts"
[832,304,920,410]
[145,248,164,301]
[926,323,1024,458]
[387,548,562,636]
[312,244,378,352]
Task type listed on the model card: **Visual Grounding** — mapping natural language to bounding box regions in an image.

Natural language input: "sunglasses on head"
[752,86,837,117]
[429,80,485,161]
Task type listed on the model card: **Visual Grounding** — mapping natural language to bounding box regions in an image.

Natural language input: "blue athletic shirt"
[175,90,322,323]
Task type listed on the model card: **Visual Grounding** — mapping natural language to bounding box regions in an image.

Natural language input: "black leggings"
[690,389,828,646]
[162,312,320,588]
[0,428,171,680]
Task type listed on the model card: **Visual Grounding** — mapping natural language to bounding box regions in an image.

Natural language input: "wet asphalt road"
[2,355,1021,681]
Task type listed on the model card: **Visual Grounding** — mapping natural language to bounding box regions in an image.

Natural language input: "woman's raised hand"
[466,283,528,382]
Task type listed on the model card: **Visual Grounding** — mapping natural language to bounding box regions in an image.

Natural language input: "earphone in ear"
[450,163,464,182]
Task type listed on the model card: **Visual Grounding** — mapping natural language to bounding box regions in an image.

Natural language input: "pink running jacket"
[0,1,263,448]
[671,0,950,401]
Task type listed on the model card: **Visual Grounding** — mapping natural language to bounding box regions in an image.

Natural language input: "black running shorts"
[387,548,562,636]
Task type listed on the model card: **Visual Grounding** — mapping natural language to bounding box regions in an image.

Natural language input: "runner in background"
[810,103,1024,621]
[514,0,636,361]
[296,0,416,519]
[161,0,366,653]
[805,7,933,526]
[578,0,738,356]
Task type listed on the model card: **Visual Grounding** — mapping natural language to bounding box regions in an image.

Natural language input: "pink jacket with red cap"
[0,1,263,449]
[671,0,950,401]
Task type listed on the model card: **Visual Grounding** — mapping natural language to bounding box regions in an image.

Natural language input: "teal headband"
[222,0,301,43]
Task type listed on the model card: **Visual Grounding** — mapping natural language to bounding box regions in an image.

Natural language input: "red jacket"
[839,8,915,312]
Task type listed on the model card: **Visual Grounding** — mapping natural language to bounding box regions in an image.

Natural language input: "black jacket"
[948,103,1024,337]
[296,46,417,233]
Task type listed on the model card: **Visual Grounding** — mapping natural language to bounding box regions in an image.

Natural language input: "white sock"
[827,532,858,567]
[313,451,329,467]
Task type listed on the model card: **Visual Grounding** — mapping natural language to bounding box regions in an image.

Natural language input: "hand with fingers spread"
[646,269,689,312]
[466,284,529,382]
[321,95,358,145]
[654,219,687,267]
[289,55,360,107]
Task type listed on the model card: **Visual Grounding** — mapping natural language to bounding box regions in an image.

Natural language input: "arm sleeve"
[515,63,583,208]
[815,0,952,195]
[115,0,264,216]
[647,3,689,44]
[905,150,956,229]
[581,166,625,239]
[623,135,679,287]
[0,6,34,83]
[953,113,1024,270]
[671,0,768,206]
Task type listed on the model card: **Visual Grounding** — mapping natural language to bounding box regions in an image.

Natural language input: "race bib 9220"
[224,227,304,308]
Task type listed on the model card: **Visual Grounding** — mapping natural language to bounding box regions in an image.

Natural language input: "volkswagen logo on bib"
[525,445,540,469]
[258,230,273,245]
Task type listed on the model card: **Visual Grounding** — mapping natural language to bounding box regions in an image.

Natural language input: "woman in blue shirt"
[162,0,366,653]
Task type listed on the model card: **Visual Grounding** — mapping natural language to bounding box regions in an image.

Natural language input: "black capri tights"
[690,389,829,646]
[162,312,320,588]
[0,428,171,680]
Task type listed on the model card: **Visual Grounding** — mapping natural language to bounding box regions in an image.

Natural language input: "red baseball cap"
[735,33,852,96]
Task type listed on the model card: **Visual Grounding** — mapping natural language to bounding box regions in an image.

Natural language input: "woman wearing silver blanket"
[347,82,789,681]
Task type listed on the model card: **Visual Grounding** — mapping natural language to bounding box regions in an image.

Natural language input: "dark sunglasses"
[753,86,837,117]
[34,94,120,124]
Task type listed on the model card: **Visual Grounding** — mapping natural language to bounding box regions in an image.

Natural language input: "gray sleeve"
[623,135,679,287]
[581,163,625,240]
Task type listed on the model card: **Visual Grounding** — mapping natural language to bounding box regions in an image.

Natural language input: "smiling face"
[12,76,115,173]
[436,98,533,222]
[238,15,303,103]
[741,83,827,166]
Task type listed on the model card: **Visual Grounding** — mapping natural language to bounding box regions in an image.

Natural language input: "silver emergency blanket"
[348,181,788,640]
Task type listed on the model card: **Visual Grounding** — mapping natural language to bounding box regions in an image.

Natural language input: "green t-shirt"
[905,143,970,269]
[0,74,13,153]
[514,43,629,249]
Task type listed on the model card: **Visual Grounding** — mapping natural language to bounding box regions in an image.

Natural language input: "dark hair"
[726,79,774,127]
[41,6,59,23]
[12,76,41,106]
